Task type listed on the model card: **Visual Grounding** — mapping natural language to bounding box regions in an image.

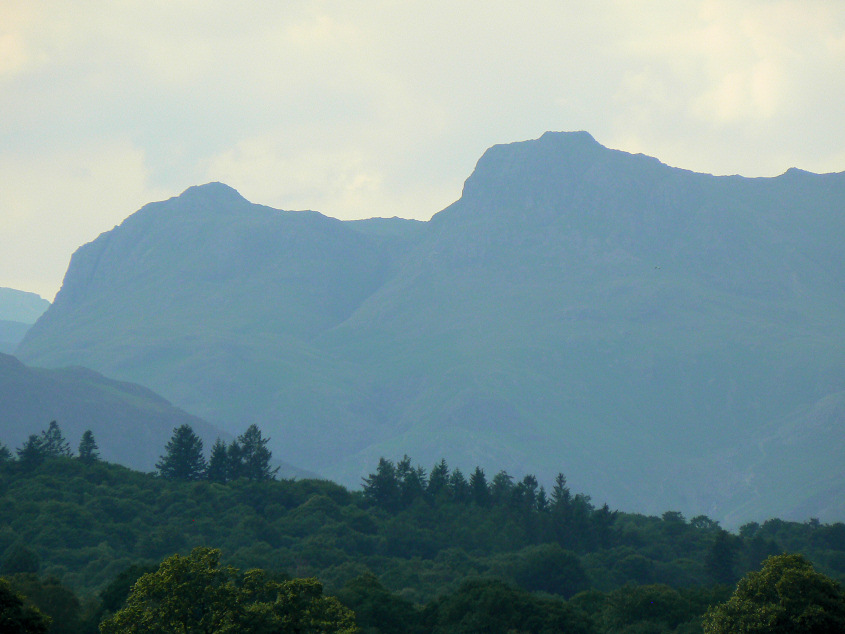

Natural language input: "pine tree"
[428,459,450,498]
[226,440,243,480]
[156,425,206,480]
[206,438,229,483]
[237,425,278,481]
[449,468,470,502]
[469,466,489,507]
[77,430,100,464]
[362,458,400,510]
[40,421,72,458]
[16,434,46,469]
[0,441,11,463]
[396,455,426,507]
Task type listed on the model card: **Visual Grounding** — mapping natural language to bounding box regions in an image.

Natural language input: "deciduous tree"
[703,553,845,633]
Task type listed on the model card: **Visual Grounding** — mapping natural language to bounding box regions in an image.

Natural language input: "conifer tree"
[428,459,450,498]
[469,466,489,507]
[206,438,229,483]
[0,441,11,463]
[40,421,71,458]
[155,425,206,480]
[362,458,400,510]
[237,424,278,481]
[77,430,100,464]
[16,434,46,469]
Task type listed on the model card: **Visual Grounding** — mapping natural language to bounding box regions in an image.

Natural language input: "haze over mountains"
[16,132,845,526]
[0,287,50,353]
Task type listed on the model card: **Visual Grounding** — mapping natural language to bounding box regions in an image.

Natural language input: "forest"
[1,423,844,632]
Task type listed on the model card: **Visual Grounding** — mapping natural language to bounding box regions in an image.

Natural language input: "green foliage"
[703,553,845,633]
[0,441,11,463]
[155,424,206,480]
[16,435,46,470]
[99,547,357,633]
[235,424,279,481]
[40,421,72,459]
[423,578,594,634]
[0,578,50,634]
[77,431,100,465]
[337,573,424,634]
[4,573,86,634]
[206,438,229,483]
[2,453,844,633]
[2,545,40,575]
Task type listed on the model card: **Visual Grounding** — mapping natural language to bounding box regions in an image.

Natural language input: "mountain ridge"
[16,132,845,525]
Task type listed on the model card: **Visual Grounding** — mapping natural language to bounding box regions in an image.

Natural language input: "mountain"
[0,352,312,478]
[0,287,50,352]
[16,133,845,524]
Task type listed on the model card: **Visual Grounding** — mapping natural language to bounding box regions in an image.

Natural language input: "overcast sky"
[2,1,844,300]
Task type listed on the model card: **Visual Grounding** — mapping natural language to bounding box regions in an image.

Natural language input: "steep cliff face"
[17,134,845,524]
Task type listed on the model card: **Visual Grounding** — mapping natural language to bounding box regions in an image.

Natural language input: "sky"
[2,1,844,301]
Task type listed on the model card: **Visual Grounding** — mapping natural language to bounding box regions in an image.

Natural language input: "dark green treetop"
[77,429,99,464]
[236,424,278,481]
[155,424,206,480]
[206,437,229,483]
[0,578,51,634]
[15,435,45,469]
[40,421,71,458]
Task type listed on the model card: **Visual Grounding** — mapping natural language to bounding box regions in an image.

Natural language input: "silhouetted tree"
[40,421,71,458]
[155,425,206,480]
[236,424,278,481]
[206,437,229,483]
[427,459,450,498]
[397,455,426,507]
[16,435,45,469]
[469,466,489,507]
[362,458,400,510]
[77,430,99,464]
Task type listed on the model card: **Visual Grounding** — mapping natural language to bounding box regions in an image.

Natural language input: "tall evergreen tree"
[469,466,489,507]
[16,434,46,469]
[40,421,71,458]
[155,425,206,480]
[428,459,450,498]
[397,455,426,507]
[77,430,100,464]
[237,425,278,481]
[226,440,243,480]
[489,470,514,505]
[0,441,11,463]
[206,438,230,483]
[362,458,400,510]
[449,468,470,503]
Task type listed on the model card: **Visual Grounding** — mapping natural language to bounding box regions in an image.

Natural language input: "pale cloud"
[1,1,843,298]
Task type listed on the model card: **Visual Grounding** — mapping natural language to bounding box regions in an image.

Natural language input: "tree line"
[0,421,100,469]
[0,421,279,482]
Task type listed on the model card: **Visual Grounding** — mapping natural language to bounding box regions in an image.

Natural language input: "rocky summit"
[17,132,845,525]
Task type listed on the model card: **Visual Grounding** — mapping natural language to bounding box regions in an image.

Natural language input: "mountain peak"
[177,182,247,203]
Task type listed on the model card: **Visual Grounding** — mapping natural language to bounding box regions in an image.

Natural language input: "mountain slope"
[0,352,313,478]
[16,133,845,524]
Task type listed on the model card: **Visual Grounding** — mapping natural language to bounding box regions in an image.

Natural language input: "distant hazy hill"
[0,287,50,323]
[0,352,312,478]
[17,132,845,525]
[0,287,50,352]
